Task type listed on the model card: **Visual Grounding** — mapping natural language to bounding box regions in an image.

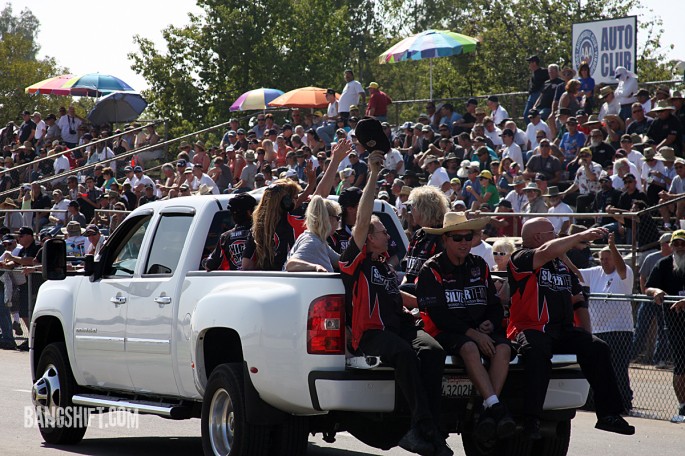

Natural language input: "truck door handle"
[154,296,172,305]
[110,296,127,305]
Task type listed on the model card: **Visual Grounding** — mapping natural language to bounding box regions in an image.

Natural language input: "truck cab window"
[145,214,194,276]
[105,216,151,278]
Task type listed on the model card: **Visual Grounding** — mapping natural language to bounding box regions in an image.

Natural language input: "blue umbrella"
[87,92,148,125]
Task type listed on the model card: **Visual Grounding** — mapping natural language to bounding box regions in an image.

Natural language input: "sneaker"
[12,321,23,336]
[523,417,542,440]
[398,427,434,455]
[17,340,28,352]
[595,415,635,435]
[489,402,516,439]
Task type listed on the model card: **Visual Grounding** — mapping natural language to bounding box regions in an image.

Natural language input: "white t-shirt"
[548,202,573,234]
[670,175,685,194]
[625,149,644,175]
[427,166,450,190]
[50,198,70,224]
[53,154,70,174]
[505,189,527,212]
[131,174,155,190]
[502,142,524,169]
[56,115,82,144]
[525,121,551,150]
[326,101,339,120]
[339,80,364,114]
[485,128,503,147]
[34,120,46,140]
[471,241,496,269]
[384,149,405,175]
[193,173,220,194]
[491,105,509,126]
[579,265,634,333]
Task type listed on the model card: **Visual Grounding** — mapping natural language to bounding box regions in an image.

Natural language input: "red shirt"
[366,91,392,117]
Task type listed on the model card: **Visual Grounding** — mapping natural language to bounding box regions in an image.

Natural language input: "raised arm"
[533,227,607,270]
[314,139,351,197]
[350,151,383,250]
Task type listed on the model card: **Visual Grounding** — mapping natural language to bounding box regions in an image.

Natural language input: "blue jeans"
[631,302,670,363]
[538,107,552,121]
[523,92,540,125]
[316,122,336,146]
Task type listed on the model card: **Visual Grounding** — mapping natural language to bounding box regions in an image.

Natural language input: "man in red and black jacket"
[339,118,451,456]
[507,217,634,439]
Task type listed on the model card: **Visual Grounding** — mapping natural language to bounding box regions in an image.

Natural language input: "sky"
[7,0,685,93]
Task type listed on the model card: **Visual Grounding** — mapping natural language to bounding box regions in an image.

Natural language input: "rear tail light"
[307,295,345,354]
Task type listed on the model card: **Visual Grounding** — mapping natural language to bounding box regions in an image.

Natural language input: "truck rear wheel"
[531,419,571,456]
[201,363,271,456]
[32,342,89,444]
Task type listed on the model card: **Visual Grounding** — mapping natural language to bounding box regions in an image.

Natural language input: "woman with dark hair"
[205,193,258,271]
[578,62,596,114]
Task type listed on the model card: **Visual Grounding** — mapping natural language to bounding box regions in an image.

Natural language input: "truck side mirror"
[83,254,95,277]
[42,238,67,281]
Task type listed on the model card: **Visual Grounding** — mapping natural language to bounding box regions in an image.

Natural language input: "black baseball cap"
[526,55,540,63]
[17,226,33,236]
[338,187,363,209]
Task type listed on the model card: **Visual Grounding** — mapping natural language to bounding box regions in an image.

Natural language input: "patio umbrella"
[25,74,76,95]
[52,73,136,97]
[87,92,148,125]
[230,88,284,111]
[379,29,478,99]
[268,86,338,109]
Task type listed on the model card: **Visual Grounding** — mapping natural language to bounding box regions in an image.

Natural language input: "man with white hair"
[645,230,685,420]
[578,233,635,412]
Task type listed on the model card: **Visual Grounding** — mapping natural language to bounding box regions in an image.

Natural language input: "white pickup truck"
[30,194,589,456]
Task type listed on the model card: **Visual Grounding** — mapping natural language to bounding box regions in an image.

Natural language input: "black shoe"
[17,340,28,352]
[679,404,685,417]
[523,417,542,440]
[595,415,635,435]
[12,321,23,336]
[489,403,516,440]
[398,427,434,455]
[473,409,497,443]
[0,340,18,350]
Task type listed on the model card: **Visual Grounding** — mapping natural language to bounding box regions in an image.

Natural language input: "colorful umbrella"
[230,88,284,112]
[379,29,478,99]
[25,74,76,95]
[87,92,148,125]
[53,73,135,97]
[268,86,338,109]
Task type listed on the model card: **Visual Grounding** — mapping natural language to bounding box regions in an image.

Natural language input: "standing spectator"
[32,112,46,150]
[645,230,685,420]
[533,64,563,120]
[338,70,365,125]
[18,111,36,145]
[365,82,392,122]
[647,100,683,157]
[578,235,635,411]
[507,218,635,438]
[486,95,509,127]
[56,106,83,148]
[524,55,549,122]
[43,114,60,145]
[316,89,339,147]
[598,87,621,122]
[633,233,672,367]
[614,66,638,121]
[578,61,596,114]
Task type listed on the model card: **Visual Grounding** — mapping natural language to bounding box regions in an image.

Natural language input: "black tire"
[201,363,271,456]
[269,415,309,456]
[32,342,88,444]
[462,431,533,456]
[531,419,571,456]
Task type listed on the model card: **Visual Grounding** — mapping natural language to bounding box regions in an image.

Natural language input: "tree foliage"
[130,0,675,132]
[0,4,84,125]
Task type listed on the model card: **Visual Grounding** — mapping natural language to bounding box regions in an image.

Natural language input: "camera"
[69,128,76,135]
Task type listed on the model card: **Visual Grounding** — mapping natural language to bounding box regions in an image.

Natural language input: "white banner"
[572,16,638,85]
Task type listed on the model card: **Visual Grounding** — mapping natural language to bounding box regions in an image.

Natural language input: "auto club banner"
[572,16,638,85]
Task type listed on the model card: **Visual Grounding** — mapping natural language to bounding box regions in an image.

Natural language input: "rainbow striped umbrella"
[25,74,76,95]
[52,73,135,97]
[230,88,285,112]
[379,30,478,99]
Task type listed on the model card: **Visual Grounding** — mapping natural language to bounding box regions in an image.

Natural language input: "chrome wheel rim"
[209,387,235,455]
[32,363,61,424]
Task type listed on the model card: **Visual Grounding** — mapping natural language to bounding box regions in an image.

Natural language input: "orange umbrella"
[268,86,339,109]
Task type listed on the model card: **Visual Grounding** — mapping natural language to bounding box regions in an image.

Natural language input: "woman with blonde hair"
[492,238,516,272]
[401,186,450,285]
[242,179,306,271]
[261,139,276,166]
[285,195,341,272]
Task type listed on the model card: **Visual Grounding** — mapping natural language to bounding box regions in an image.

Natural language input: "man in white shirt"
[543,186,572,235]
[384,147,405,175]
[598,87,621,122]
[500,129,524,169]
[192,164,220,194]
[483,117,503,148]
[578,235,634,412]
[486,95,509,127]
[47,189,70,235]
[525,109,551,151]
[614,66,638,121]
[469,229,495,269]
[32,112,46,148]
[56,105,82,148]
[130,166,155,192]
[338,70,365,125]
[423,155,450,194]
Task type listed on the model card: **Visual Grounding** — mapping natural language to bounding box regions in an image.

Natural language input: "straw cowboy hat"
[655,147,676,162]
[582,115,601,128]
[603,114,625,131]
[0,197,17,208]
[423,212,491,235]
[542,186,562,198]
[650,100,676,113]
[61,221,85,236]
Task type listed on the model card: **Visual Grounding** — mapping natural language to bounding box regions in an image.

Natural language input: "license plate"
[441,376,473,398]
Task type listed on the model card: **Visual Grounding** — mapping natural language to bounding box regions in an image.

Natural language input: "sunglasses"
[329,214,341,221]
[493,251,508,256]
[446,233,474,243]
[672,240,685,247]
